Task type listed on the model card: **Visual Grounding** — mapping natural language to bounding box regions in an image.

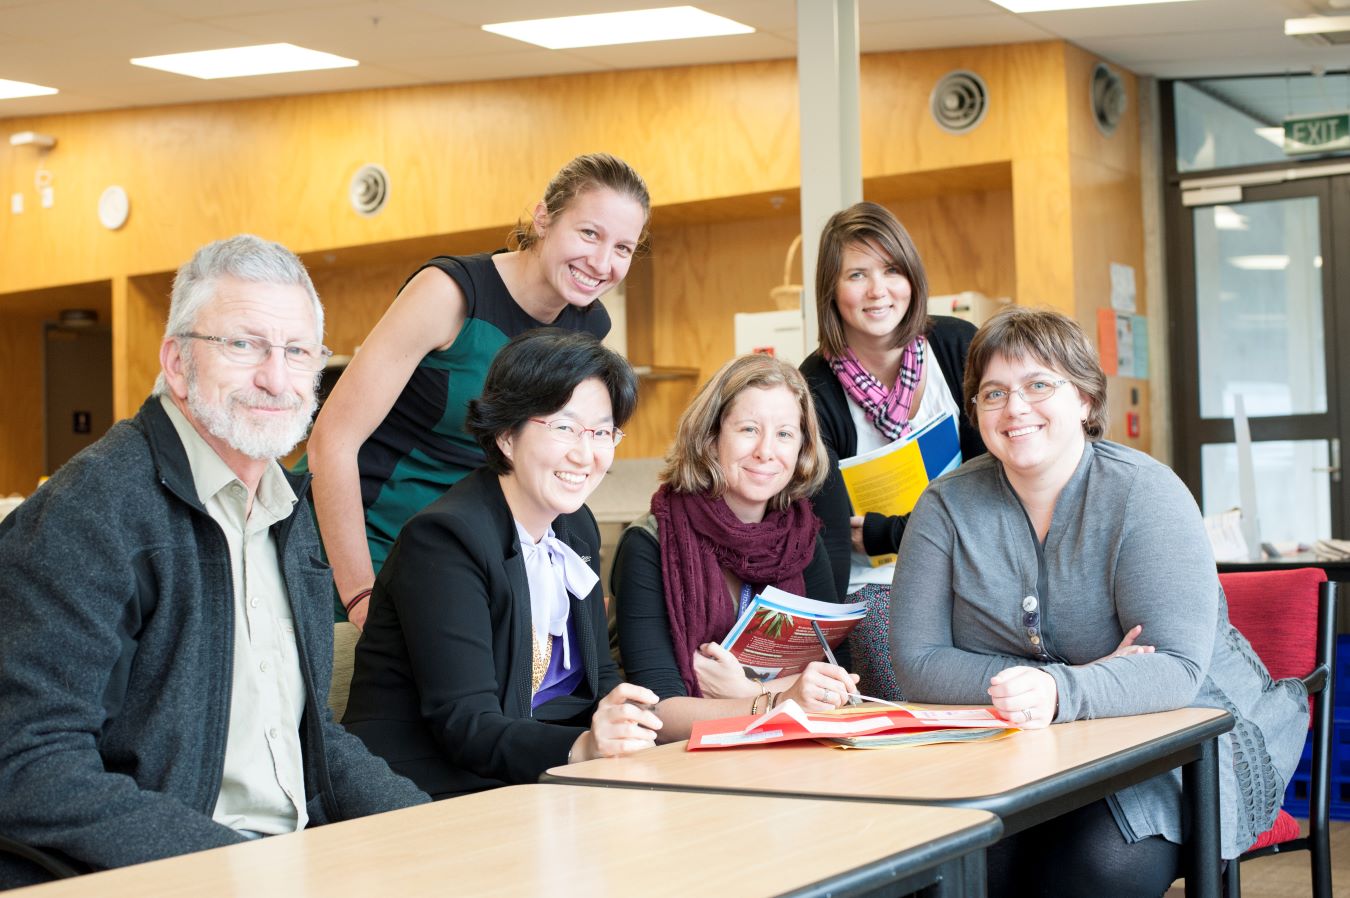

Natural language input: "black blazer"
[800,315,986,601]
[343,466,619,799]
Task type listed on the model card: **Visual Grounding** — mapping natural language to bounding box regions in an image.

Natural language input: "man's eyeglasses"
[181,333,333,373]
[973,379,1069,412]
[529,418,624,448]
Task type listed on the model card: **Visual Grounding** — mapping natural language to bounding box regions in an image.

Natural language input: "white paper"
[1110,262,1137,313]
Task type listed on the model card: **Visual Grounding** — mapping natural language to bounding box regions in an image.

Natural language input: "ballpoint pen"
[810,619,860,706]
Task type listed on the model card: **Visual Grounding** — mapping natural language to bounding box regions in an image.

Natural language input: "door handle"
[1312,438,1341,482]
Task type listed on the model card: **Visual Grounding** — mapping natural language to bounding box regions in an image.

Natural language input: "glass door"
[1172,178,1349,545]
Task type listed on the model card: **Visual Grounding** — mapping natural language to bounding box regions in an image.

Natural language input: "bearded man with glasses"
[0,235,427,887]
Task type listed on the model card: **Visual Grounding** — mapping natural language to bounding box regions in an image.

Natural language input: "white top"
[845,350,960,593]
[161,396,308,836]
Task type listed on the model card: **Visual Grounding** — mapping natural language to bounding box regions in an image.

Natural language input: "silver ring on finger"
[823,689,835,705]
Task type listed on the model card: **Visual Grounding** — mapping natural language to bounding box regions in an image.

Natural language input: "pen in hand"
[810,620,859,706]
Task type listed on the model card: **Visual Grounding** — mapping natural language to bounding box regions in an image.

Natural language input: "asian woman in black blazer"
[343,329,660,798]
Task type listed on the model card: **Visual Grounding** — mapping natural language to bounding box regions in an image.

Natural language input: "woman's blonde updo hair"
[507,153,651,252]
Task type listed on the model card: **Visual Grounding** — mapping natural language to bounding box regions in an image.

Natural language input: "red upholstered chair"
[1219,568,1338,898]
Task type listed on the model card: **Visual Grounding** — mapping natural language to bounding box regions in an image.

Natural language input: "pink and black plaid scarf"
[827,336,926,442]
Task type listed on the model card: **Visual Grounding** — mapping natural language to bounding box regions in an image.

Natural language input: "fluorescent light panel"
[1228,255,1290,271]
[0,78,58,100]
[1254,126,1286,148]
[483,5,753,50]
[989,0,1198,12]
[130,43,357,80]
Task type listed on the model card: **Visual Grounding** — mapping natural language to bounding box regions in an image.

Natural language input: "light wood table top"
[546,707,1232,823]
[12,785,999,898]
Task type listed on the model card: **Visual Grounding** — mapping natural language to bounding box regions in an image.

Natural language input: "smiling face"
[714,384,804,524]
[975,352,1090,492]
[833,241,913,350]
[161,276,319,487]
[532,186,646,313]
[497,377,616,540]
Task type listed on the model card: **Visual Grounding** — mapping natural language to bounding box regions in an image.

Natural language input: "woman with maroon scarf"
[611,355,858,741]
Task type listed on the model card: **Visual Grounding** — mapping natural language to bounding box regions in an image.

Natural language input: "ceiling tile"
[563,31,796,69]
[0,0,178,39]
[860,14,1055,51]
[384,49,604,83]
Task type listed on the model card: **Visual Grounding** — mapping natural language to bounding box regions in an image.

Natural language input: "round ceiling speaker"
[930,70,989,135]
[1091,62,1127,136]
[349,163,390,217]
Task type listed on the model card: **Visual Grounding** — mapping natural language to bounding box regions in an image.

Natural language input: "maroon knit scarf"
[650,483,822,696]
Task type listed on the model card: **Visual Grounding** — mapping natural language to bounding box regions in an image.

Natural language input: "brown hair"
[660,355,828,511]
[814,201,929,359]
[508,153,651,252]
[963,306,1109,440]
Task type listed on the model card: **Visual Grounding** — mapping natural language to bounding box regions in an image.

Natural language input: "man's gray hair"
[153,234,324,395]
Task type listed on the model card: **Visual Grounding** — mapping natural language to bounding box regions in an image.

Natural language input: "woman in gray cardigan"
[891,307,1307,898]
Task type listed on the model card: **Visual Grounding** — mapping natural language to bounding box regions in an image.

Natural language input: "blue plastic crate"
[1337,635,1349,709]
[1280,713,1350,821]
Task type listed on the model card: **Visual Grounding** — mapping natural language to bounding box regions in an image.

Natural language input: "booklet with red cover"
[719,586,867,681]
[687,699,1017,750]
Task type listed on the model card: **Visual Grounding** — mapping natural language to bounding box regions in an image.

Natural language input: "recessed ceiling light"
[989,0,1198,12]
[482,5,753,50]
[0,78,59,100]
[130,43,357,80]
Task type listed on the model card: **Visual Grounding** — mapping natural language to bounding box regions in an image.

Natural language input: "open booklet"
[719,585,866,681]
[688,699,1018,750]
[838,411,961,566]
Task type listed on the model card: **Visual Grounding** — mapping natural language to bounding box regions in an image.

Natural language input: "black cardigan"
[343,466,619,799]
[799,315,987,600]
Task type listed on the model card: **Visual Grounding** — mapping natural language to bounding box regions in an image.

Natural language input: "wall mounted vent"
[930,70,988,134]
[1091,63,1127,136]
[349,163,389,217]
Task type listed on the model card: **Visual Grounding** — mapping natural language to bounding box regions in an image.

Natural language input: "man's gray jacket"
[0,397,427,885]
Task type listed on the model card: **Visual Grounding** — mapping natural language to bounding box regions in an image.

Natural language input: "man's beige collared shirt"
[161,395,308,835]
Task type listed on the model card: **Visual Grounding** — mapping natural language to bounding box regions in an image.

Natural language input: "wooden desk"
[545,707,1234,898]
[11,785,1000,898]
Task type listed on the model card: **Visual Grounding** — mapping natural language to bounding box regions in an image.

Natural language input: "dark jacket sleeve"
[314,702,429,820]
[0,467,245,874]
[574,506,623,699]
[803,535,851,669]
[381,508,582,787]
[808,319,989,567]
[612,527,690,700]
[927,315,986,464]
[801,352,857,603]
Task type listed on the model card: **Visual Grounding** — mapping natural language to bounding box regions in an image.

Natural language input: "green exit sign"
[1284,112,1350,155]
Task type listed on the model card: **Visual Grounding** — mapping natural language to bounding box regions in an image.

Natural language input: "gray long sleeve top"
[891,439,1308,858]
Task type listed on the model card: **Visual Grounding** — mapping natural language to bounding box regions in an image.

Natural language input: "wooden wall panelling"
[0,280,113,492]
[119,273,172,417]
[1011,155,1076,314]
[0,61,804,296]
[1063,44,1148,449]
[649,214,801,377]
[883,190,1016,301]
[0,312,48,495]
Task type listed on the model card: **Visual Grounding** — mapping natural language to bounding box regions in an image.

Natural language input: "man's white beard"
[187,370,318,461]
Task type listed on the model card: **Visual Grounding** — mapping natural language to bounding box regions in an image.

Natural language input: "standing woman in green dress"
[306,154,650,627]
